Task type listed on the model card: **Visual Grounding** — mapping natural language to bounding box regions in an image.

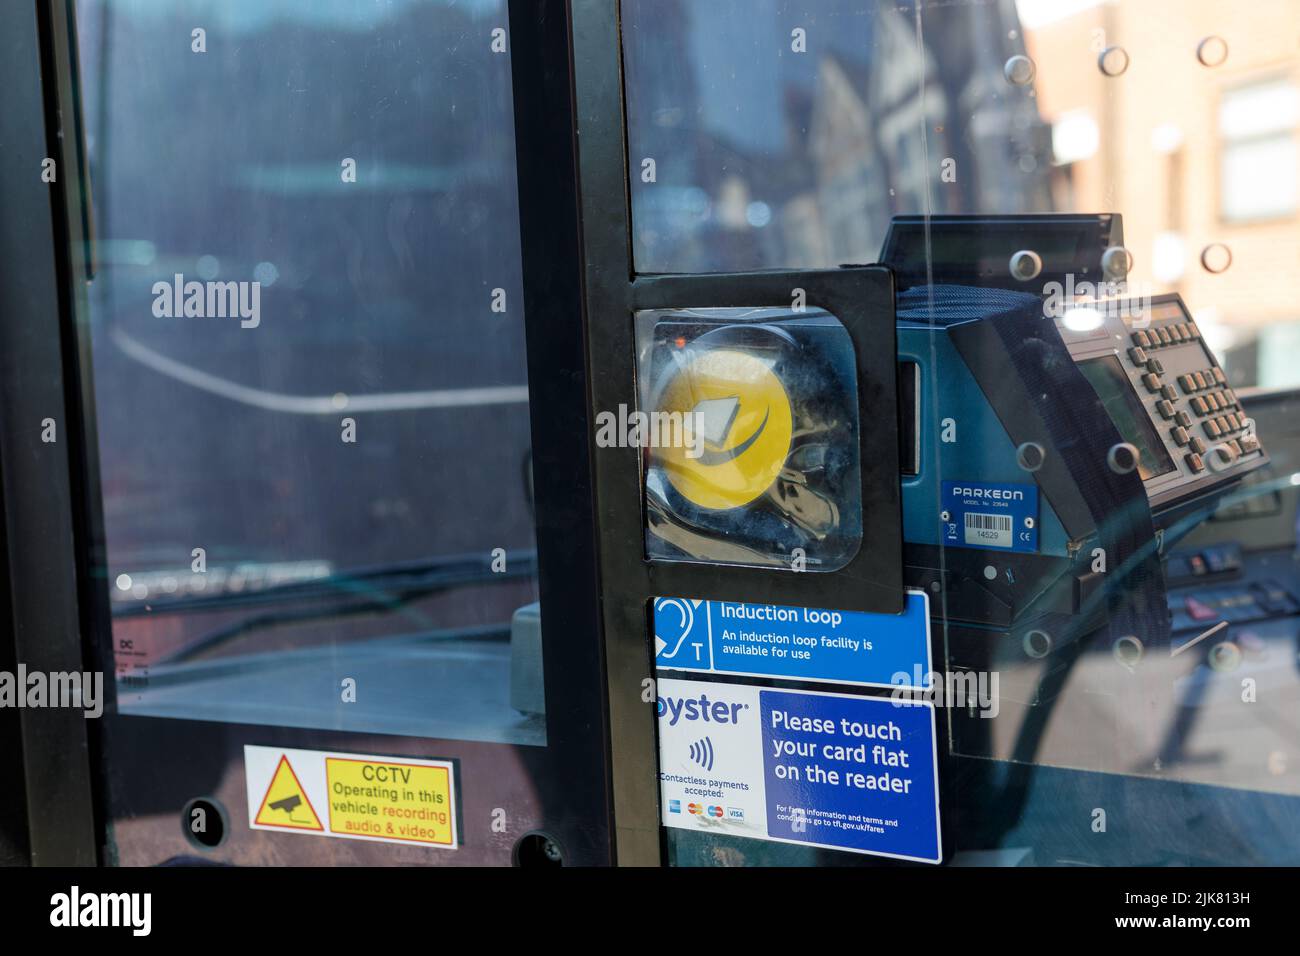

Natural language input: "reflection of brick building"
[1024,0,1300,387]
[787,1,1053,268]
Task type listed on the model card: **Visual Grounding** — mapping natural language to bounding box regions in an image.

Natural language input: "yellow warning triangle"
[254,755,323,831]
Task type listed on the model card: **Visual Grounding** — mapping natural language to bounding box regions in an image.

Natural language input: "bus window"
[75,0,543,745]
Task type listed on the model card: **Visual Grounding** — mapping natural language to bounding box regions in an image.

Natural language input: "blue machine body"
[897,322,1073,559]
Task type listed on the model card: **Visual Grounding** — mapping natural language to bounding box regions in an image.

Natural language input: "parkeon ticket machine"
[637,209,1271,865]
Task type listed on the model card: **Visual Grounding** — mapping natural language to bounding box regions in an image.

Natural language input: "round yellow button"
[653,348,794,511]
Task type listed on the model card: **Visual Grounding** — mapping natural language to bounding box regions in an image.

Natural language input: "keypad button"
[1186,452,1205,472]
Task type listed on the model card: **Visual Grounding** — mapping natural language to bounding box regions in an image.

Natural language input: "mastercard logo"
[652,348,794,511]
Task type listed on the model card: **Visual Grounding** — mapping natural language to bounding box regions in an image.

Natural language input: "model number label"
[943,480,1039,554]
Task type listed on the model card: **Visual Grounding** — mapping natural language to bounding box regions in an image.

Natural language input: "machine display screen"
[1079,355,1177,480]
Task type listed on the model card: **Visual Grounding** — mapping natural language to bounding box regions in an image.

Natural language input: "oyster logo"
[151,273,260,329]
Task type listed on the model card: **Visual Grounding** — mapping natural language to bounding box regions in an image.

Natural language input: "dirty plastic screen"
[635,307,862,572]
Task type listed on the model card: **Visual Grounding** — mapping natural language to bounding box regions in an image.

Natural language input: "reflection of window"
[1219,79,1298,222]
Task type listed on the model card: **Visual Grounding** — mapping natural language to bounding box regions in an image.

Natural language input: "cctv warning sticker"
[656,678,941,863]
[245,746,457,849]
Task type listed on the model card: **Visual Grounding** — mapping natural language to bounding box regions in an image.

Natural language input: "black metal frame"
[506,0,617,865]
[0,0,98,865]
[563,0,905,863]
[0,0,619,867]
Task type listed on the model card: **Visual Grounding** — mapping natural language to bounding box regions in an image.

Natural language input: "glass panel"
[76,0,543,745]
[621,0,1300,391]
[627,0,1300,867]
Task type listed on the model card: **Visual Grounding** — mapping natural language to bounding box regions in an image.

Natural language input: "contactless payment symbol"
[653,348,794,510]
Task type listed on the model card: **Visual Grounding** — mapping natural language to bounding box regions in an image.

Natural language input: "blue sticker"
[654,591,931,689]
[941,480,1038,553]
[656,677,942,863]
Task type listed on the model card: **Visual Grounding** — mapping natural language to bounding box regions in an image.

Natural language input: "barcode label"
[964,512,1012,547]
